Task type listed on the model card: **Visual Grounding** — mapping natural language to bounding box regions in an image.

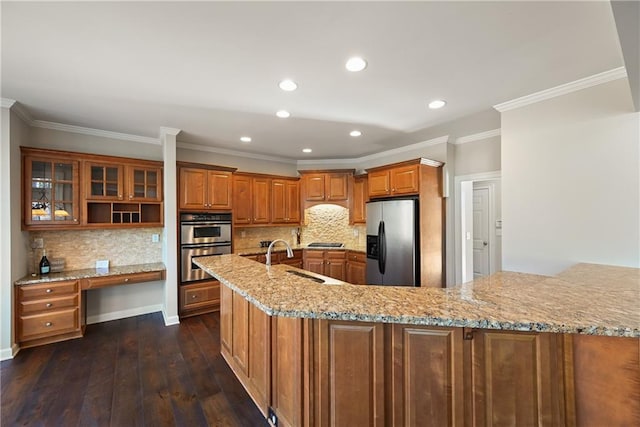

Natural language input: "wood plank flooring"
[1,312,268,427]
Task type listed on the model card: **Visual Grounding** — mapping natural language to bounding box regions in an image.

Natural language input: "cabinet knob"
[192,295,197,299]
[119,194,123,199]
[45,322,53,327]
[129,195,133,200]
[124,278,129,282]
[45,289,52,293]
[46,303,53,308]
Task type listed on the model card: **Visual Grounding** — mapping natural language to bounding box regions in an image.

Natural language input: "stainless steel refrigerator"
[366,198,420,286]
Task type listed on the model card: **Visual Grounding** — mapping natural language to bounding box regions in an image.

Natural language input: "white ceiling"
[1,1,624,160]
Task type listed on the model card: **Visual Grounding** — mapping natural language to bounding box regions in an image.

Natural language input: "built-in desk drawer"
[18,280,79,300]
[19,308,80,341]
[20,294,79,315]
[83,270,164,289]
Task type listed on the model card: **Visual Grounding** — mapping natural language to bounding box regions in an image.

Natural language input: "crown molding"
[296,135,449,166]
[177,142,298,164]
[454,128,501,145]
[31,120,161,145]
[1,98,16,109]
[493,67,628,112]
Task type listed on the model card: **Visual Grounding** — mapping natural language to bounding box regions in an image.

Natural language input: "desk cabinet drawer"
[19,308,80,341]
[84,270,164,289]
[20,294,79,315]
[347,251,366,263]
[18,280,79,300]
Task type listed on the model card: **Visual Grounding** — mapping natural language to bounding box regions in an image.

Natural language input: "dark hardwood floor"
[1,312,268,427]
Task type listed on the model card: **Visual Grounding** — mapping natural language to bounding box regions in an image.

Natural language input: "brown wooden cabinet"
[220,285,271,416]
[272,178,301,224]
[468,329,567,427]
[242,250,303,269]
[390,324,465,426]
[233,173,271,225]
[314,319,385,426]
[303,250,346,281]
[299,170,353,208]
[23,149,81,227]
[179,280,221,317]
[368,163,421,198]
[178,163,235,211]
[15,279,83,348]
[350,175,368,224]
[23,147,164,230]
[346,250,366,284]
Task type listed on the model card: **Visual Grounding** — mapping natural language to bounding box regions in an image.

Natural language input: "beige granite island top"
[15,262,166,285]
[194,254,640,337]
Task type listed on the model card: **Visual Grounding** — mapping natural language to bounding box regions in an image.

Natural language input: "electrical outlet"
[32,238,44,249]
[267,408,278,426]
[152,233,160,243]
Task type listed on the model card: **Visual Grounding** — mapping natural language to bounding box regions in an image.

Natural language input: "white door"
[473,187,490,278]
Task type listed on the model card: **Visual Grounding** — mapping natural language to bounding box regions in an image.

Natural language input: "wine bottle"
[39,249,50,275]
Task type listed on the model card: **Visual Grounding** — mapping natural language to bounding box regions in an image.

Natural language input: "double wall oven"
[180,213,232,283]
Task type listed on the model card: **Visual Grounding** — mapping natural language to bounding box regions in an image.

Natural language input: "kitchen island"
[195,254,639,426]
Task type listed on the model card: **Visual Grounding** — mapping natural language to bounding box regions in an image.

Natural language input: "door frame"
[454,171,501,285]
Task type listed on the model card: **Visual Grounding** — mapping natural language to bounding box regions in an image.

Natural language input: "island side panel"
[569,334,640,426]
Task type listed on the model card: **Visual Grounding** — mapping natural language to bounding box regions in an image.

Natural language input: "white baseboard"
[86,304,163,325]
[162,309,180,326]
[0,343,20,361]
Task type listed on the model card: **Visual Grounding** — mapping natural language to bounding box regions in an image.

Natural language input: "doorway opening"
[454,171,501,284]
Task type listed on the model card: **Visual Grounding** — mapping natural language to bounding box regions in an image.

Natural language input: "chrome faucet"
[266,239,294,266]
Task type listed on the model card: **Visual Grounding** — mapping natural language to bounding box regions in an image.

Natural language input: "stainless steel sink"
[286,270,325,283]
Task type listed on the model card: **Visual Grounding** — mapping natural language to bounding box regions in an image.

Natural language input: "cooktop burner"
[307,242,344,248]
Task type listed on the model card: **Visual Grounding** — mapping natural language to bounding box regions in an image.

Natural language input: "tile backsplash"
[233,204,366,250]
[29,228,163,273]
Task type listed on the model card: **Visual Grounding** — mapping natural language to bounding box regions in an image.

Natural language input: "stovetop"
[307,242,344,248]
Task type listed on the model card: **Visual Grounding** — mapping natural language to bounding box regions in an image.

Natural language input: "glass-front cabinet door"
[24,156,80,226]
[127,166,162,201]
[85,162,124,200]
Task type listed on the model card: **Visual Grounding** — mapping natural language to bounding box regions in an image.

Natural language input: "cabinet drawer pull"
[124,278,129,282]
[46,289,52,293]
[192,295,198,299]
[46,303,53,308]
[45,322,53,327]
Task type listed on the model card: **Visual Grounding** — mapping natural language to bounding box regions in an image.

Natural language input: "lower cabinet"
[314,320,385,427]
[241,249,303,269]
[223,290,640,426]
[346,251,366,284]
[179,280,221,317]
[303,250,346,281]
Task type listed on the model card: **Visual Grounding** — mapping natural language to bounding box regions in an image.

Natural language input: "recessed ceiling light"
[240,136,252,143]
[276,110,291,118]
[279,79,298,91]
[428,100,447,109]
[350,130,362,137]
[302,148,312,153]
[345,57,367,72]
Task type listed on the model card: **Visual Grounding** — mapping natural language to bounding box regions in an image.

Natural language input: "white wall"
[455,136,501,176]
[502,78,639,274]
[178,146,298,176]
[1,107,31,359]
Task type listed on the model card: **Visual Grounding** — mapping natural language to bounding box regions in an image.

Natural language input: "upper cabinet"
[233,173,300,227]
[367,159,442,199]
[22,147,164,230]
[350,175,368,224]
[178,163,236,211]
[23,150,81,227]
[271,178,300,224]
[299,170,353,208]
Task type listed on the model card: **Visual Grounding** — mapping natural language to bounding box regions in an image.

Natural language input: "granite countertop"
[234,244,365,256]
[15,262,166,285]
[194,254,640,337]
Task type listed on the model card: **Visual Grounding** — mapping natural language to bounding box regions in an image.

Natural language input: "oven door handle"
[182,243,231,249]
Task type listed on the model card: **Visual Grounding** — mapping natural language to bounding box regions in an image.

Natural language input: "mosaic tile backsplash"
[29,228,164,273]
[233,204,366,250]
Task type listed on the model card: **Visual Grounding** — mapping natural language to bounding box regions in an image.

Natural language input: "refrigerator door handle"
[379,221,386,274]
